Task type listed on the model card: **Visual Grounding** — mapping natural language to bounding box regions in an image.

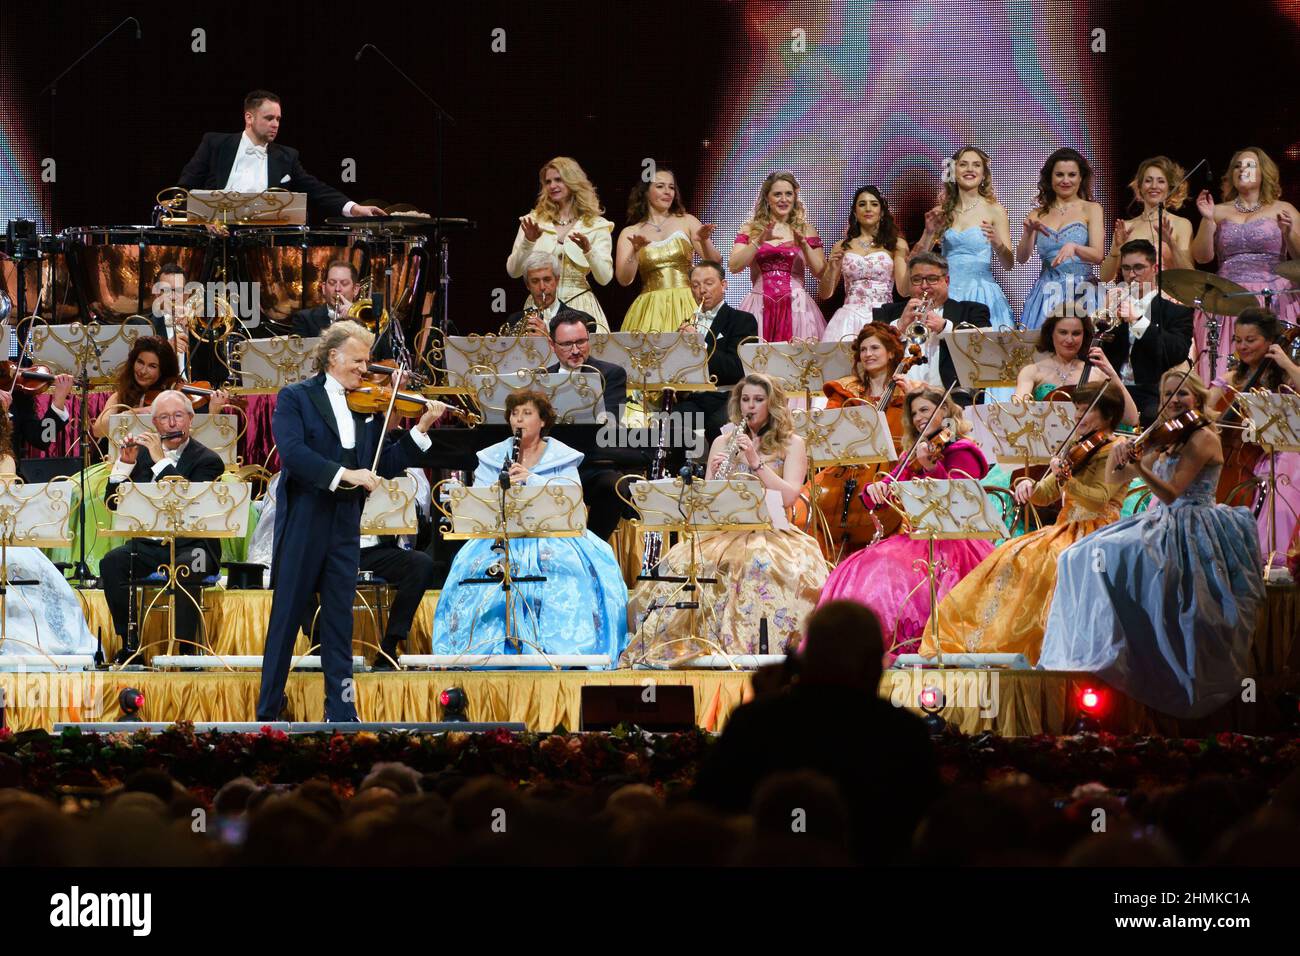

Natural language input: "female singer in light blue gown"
[431,389,628,663]
[910,147,1014,329]
[1016,148,1105,330]
[1039,371,1266,719]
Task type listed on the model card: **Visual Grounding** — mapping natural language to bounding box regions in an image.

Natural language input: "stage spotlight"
[117,688,145,722]
[1070,685,1107,734]
[918,685,946,736]
[439,687,469,722]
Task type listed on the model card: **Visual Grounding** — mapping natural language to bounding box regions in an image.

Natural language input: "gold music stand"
[620,476,773,668]
[739,338,855,406]
[107,479,251,665]
[1239,392,1300,574]
[0,478,75,658]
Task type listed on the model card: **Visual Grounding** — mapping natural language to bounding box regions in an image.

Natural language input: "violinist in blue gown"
[431,388,628,663]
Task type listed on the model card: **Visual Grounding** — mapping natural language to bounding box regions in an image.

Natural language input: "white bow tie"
[244,144,267,158]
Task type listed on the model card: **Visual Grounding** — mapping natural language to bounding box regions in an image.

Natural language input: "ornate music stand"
[942,328,1039,395]
[107,479,252,665]
[435,478,585,661]
[968,400,1077,530]
[231,335,320,393]
[790,404,897,556]
[621,476,774,668]
[1239,392,1300,573]
[892,478,1006,664]
[467,369,606,424]
[440,333,552,392]
[739,339,854,404]
[108,412,240,468]
[0,478,75,658]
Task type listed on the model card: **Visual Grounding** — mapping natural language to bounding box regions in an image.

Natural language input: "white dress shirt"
[692,300,724,336]
[322,371,433,497]
[223,131,355,214]
[915,302,953,389]
[108,438,190,483]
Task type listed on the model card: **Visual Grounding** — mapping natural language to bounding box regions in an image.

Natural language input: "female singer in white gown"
[0,416,95,657]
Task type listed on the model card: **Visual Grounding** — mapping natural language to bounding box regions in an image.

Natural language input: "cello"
[792,339,927,562]
[1212,327,1300,503]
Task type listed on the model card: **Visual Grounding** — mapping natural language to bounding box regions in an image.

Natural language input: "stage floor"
[4,666,1298,737]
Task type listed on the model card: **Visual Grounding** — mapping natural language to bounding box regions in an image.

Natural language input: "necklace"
[1051,357,1079,383]
[1233,197,1262,214]
[554,207,575,227]
[647,215,671,232]
[957,197,979,215]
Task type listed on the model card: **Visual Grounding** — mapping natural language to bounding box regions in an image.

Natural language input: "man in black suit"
[671,261,759,451]
[178,90,385,224]
[872,252,991,405]
[691,600,942,864]
[544,310,631,539]
[100,390,227,663]
[290,260,393,359]
[1100,239,1194,425]
[505,251,598,335]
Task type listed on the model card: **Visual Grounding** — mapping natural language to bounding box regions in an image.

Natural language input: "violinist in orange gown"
[795,322,923,560]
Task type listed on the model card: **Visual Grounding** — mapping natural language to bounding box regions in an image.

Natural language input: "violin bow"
[368,360,408,475]
[892,381,959,478]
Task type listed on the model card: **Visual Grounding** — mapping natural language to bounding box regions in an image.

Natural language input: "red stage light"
[1079,687,1105,713]
[919,686,942,710]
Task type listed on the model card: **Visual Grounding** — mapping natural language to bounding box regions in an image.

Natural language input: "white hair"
[523,250,560,277]
[150,389,193,417]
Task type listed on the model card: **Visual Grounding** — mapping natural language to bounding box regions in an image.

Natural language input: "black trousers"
[299,544,435,644]
[579,465,638,541]
[671,392,730,453]
[100,540,212,649]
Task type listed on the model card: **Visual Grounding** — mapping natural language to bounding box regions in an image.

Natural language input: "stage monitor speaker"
[580,684,695,732]
[18,456,81,483]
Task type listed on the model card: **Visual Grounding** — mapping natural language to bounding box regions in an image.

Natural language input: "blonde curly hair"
[744,172,810,240]
[1128,155,1188,212]
[726,372,795,457]
[938,146,1000,232]
[530,156,605,225]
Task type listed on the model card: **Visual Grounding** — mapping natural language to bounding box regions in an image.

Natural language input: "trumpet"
[905,293,933,341]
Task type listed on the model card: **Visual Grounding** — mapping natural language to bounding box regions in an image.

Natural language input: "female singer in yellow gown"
[622,373,828,664]
[616,167,720,332]
[920,381,1129,664]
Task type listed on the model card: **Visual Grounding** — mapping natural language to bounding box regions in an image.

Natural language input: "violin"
[0,361,58,395]
[344,384,479,425]
[1063,428,1115,474]
[1130,408,1209,457]
[140,379,222,412]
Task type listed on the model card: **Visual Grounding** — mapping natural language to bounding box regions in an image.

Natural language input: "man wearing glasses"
[873,252,991,404]
[1099,239,1193,425]
[101,390,227,662]
[544,310,632,539]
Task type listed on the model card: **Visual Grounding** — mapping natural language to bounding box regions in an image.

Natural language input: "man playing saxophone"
[291,260,393,358]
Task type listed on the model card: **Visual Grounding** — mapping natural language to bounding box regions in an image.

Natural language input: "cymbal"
[1276,260,1300,283]
[1159,269,1253,316]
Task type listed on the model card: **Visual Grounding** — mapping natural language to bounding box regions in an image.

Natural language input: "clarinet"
[640,393,674,575]
[491,431,521,555]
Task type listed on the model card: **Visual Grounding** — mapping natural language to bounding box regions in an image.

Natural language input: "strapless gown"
[620,231,698,333]
[1039,458,1265,719]
[735,235,826,341]
[943,227,1013,328]
[1195,219,1299,381]
[1020,222,1094,331]
[822,250,894,341]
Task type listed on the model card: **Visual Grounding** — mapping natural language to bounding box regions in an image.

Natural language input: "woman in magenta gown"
[816,387,994,661]
[729,171,826,341]
[1191,147,1300,381]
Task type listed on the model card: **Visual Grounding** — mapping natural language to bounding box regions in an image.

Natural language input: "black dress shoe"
[371,637,401,671]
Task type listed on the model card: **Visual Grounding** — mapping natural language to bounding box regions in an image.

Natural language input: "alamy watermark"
[595,410,706,461]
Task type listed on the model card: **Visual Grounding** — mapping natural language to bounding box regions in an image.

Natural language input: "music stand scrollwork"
[0,478,75,661]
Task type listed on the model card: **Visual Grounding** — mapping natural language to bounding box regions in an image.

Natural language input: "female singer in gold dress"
[919,381,1129,664]
[1099,156,1194,282]
[506,157,615,331]
[616,167,720,332]
[622,373,828,664]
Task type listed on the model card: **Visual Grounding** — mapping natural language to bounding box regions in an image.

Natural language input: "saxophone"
[501,303,540,336]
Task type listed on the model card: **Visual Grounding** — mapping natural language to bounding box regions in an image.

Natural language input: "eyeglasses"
[153,413,189,424]
[555,339,588,352]
[911,274,946,285]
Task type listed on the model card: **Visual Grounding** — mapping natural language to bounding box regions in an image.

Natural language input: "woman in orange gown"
[919,381,1130,664]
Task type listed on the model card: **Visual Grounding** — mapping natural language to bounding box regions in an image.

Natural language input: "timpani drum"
[0,234,79,322]
[234,226,363,331]
[61,225,213,322]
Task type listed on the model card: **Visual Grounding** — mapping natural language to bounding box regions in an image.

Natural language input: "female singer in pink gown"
[815,387,993,661]
[819,185,908,341]
[729,172,826,341]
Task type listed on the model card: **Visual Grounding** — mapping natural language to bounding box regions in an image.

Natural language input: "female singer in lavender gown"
[818,186,908,341]
[729,172,826,341]
[815,387,993,660]
[1016,148,1105,331]
[1040,371,1265,719]
[910,147,1014,329]
[1190,147,1300,380]
[431,389,628,662]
